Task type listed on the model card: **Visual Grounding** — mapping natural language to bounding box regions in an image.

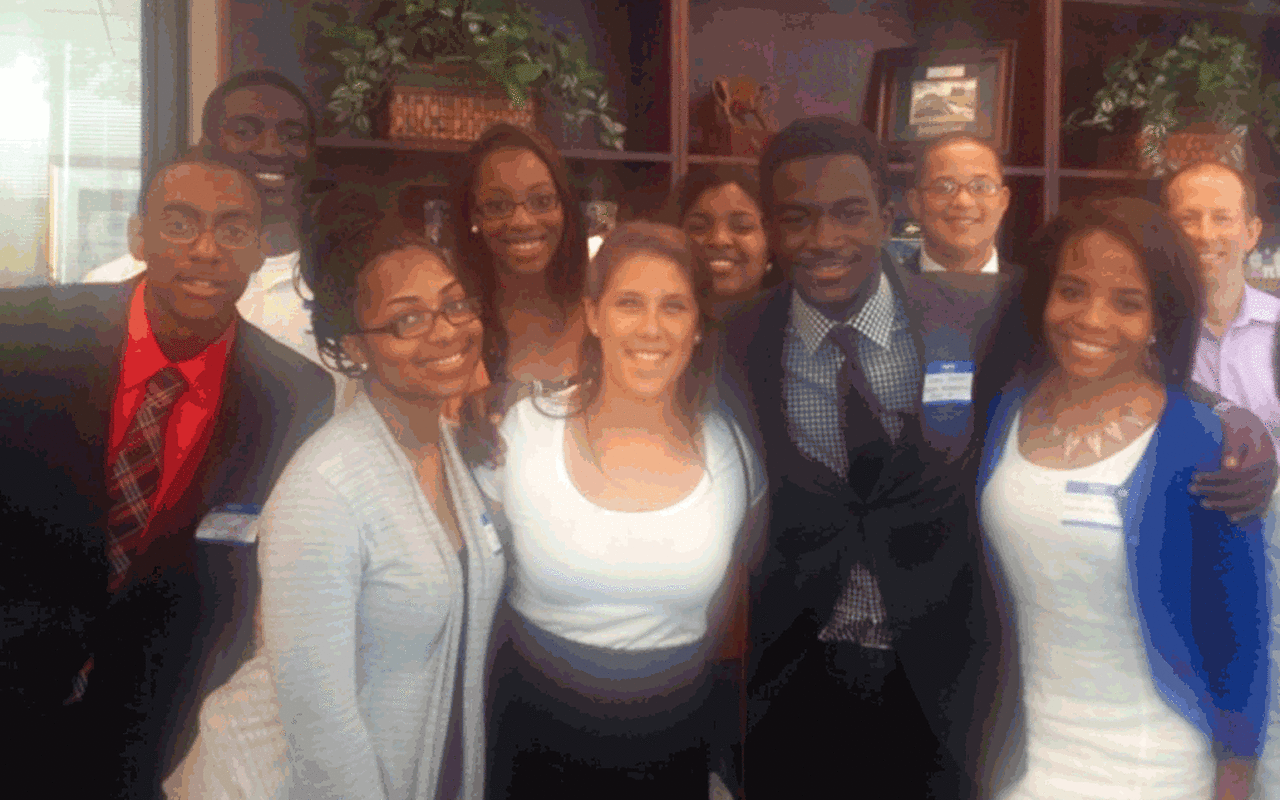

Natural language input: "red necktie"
[105,366,187,591]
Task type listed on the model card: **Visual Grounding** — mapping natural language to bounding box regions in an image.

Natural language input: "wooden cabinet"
[300,0,1280,263]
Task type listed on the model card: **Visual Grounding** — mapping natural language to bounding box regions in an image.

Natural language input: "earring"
[695,332,703,344]
[1148,334,1157,345]
[765,262,773,273]
[471,224,480,234]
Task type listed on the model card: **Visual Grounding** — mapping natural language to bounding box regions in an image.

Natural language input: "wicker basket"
[384,63,538,143]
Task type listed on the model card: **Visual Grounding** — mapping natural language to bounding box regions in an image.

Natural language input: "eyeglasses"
[474,192,561,221]
[157,215,257,250]
[357,297,483,339]
[920,177,1004,198]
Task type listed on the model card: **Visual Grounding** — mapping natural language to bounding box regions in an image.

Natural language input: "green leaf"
[332,48,359,66]
[330,25,377,48]
[511,61,544,85]
[355,114,372,134]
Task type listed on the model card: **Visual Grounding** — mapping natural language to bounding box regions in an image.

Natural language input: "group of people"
[3,67,1280,800]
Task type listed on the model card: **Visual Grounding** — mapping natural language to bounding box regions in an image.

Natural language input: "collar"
[1226,283,1280,330]
[119,279,236,400]
[919,246,1000,274]
[789,269,900,355]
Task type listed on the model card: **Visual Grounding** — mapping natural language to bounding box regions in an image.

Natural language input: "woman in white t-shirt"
[475,221,765,799]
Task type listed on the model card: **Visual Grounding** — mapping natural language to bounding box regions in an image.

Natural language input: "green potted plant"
[1065,21,1280,175]
[318,0,626,150]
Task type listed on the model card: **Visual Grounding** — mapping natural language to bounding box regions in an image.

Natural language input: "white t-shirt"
[474,392,765,651]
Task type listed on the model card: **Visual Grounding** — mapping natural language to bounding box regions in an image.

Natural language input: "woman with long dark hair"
[476,221,765,799]
[450,123,589,387]
[977,196,1270,800]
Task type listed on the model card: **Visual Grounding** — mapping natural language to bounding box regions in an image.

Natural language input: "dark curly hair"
[665,164,782,293]
[449,123,588,374]
[1020,195,1203,387]
[304,195,501,463]
[546,221,718,438]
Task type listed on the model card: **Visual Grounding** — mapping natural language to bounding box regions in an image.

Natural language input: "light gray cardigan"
[258,392,506,800]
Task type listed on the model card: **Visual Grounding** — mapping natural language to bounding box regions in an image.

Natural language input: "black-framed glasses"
[920,176,1004,198]
[474,192,561,221]
[357,297,482,339]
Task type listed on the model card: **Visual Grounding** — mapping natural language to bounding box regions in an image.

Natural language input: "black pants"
[746,639,967,800]
[487,629,716,800]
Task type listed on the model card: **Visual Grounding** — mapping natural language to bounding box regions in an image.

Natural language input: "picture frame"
[867,41,1016,161]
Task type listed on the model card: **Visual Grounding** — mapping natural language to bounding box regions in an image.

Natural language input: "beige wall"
[188,0,228,145]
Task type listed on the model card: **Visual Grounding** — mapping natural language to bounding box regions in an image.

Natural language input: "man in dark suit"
[723,117,1278,799]
[1,154,334,796]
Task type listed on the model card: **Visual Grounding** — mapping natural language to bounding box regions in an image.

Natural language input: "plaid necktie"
[63,367,187,706]
[105,365,187,591]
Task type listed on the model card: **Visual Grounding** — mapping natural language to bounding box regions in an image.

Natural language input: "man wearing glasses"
[903,134,1013,276]
[1,154,334,797]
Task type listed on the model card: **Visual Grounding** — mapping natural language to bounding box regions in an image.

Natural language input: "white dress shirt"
[919,246,1000,275]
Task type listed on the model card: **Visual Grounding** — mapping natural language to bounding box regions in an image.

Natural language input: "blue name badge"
[922,360,975,437]
[195,503,262,545]
[1061,481,1124,531]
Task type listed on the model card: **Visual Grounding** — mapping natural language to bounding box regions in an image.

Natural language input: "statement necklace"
[1030,402,1150,462]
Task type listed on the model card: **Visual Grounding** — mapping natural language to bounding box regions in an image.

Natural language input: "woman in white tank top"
[475,222,765,800]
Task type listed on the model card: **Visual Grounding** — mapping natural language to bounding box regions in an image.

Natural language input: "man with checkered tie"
[0,154,333,797]
[717,117,1277,798]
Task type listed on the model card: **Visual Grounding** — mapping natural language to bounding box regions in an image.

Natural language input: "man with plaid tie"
[716,117,1278,799]
[0,153,334,796]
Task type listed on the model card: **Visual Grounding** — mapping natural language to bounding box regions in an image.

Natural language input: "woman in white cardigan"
[170,213,506,800]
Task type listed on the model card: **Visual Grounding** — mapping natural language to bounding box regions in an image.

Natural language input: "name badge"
[479,512,504,557]
[195,504,262,544]
[1062,481,1125,531]
[922,360,975,405]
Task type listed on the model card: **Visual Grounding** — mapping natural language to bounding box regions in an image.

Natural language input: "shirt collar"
[789,269,901,355]
[1230,284,1280,329]
[119,279,236,400]
[919,246,1000,274]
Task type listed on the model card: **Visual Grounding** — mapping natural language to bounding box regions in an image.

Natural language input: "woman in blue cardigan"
[978,196,1270,800]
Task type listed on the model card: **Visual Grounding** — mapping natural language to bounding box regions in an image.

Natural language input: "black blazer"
[719,257,1018,785]
[0,280,334,737]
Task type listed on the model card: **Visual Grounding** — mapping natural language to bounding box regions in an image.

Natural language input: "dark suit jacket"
[0,280,334,791]
[719,256,1022,790]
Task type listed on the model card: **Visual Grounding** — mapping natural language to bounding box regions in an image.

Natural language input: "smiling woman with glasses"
[171,204,507,800]
[451,123,590,389]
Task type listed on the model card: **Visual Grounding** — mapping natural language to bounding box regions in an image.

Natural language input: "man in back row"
[2,154,334,796]
[85,70,330,375]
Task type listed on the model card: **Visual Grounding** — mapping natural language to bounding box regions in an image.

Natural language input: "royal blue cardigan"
[977,386,1272,758]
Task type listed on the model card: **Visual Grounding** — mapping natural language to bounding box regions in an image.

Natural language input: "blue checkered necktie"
[105,366,187,592]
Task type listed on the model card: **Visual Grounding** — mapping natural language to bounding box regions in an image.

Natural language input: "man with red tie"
[0,154,333,796]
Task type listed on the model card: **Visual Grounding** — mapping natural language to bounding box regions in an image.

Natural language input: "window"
[1,0,142,286]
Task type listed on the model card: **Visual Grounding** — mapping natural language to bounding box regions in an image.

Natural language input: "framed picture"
[867,42,1016,160]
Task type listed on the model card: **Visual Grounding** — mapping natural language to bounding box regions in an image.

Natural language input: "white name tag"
[195,504,261,544]
[1061,481,1125,531]
[922,360,975,405]
[479,512,504,557]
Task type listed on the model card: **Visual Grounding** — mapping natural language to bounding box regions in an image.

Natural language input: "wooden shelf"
[317,137,672,164]
[688,154,758,166]
[1064,0,1277,15]
[1057,167,1155,180]
[887,163,1048,178]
